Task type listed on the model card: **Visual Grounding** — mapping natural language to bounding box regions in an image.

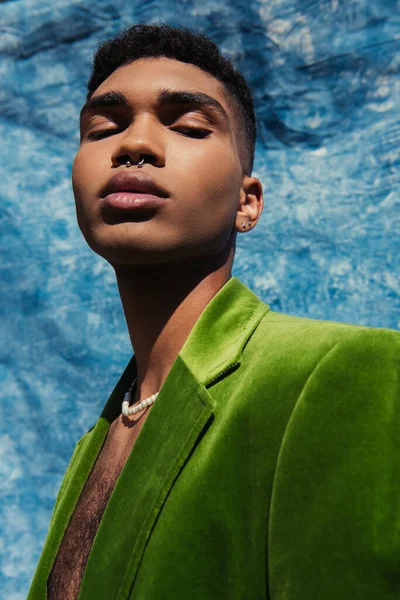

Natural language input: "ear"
[235,176,264,233]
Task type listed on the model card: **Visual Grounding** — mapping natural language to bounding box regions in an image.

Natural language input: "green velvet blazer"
[28,277,400,599]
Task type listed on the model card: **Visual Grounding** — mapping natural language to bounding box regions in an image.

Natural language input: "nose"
[111,114,166,168]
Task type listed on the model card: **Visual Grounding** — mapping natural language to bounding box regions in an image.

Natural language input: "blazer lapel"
[79,355,215,599]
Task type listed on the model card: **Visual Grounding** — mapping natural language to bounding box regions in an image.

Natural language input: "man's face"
[72,57,249,267]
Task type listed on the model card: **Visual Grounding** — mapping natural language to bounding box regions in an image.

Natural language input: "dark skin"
[72,57,264,441]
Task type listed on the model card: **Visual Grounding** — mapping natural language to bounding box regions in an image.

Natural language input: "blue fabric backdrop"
[1,1,399,596]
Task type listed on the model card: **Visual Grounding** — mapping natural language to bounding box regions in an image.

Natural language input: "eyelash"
[87,126,211,141]
[174,126,211,139]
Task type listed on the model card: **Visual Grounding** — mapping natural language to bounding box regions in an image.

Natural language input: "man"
[28,23,400,600]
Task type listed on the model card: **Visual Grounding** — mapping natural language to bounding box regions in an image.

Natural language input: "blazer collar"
[180,276,269,387]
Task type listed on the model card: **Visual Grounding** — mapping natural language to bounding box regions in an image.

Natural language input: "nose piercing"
[125,156,145,168]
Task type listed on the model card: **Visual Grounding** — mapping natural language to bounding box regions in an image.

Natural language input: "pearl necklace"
[121,377,159,417]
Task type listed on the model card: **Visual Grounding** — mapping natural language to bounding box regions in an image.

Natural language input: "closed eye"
[86,125,211,141]
[87,128,120,141]
[172,126,211,139]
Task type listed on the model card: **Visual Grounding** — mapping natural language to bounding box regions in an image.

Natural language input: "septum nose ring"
[125,156,145,168]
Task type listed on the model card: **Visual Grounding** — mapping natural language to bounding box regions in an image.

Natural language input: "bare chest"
[47,412,149,600]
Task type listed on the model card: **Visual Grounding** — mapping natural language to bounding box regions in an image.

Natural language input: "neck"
[114,246,234,401]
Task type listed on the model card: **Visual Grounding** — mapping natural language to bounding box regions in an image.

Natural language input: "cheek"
[72,150,89,204]
[180,141,241,215]
[167,142,241,250]
[71,148,106,239]
[72,146,107,205]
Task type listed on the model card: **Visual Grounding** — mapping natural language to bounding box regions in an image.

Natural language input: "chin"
[79,219,232,269]
[83,233,191,267]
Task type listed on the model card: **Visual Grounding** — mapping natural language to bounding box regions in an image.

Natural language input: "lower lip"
[103,192,169,210]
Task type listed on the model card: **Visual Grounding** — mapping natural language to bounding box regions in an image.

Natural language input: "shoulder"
[254,308,399,359]
[272,316,400,433]
[242,307,399,399]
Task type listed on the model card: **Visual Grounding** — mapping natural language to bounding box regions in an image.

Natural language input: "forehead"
[90,57,235,120]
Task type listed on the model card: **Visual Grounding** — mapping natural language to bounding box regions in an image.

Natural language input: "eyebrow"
[79,87,231,127]
[158,88,230,124]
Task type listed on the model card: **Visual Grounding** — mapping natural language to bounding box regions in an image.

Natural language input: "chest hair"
[47,412,148,600]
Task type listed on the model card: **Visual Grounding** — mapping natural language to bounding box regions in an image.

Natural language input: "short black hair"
[86,23,256,174]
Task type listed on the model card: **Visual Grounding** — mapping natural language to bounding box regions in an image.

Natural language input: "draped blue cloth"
[1,1,399,596]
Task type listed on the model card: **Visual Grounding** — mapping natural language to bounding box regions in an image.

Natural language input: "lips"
[102,171,169,199]
[101,171,170,213]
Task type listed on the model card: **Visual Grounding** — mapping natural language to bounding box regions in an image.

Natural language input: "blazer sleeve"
[268,327,400,599]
